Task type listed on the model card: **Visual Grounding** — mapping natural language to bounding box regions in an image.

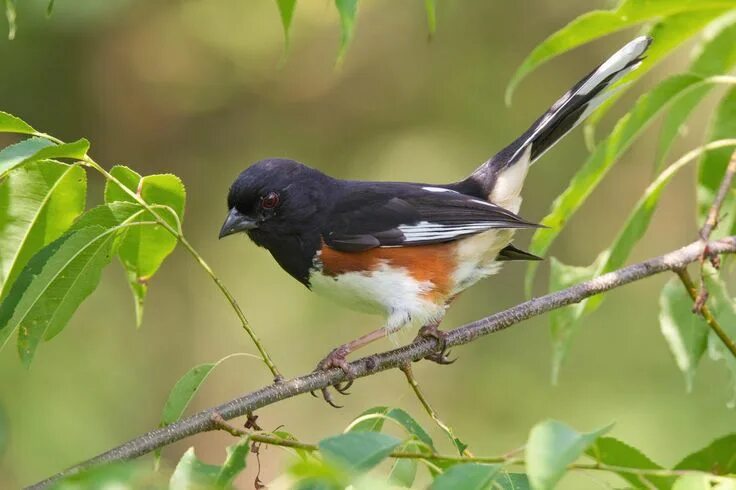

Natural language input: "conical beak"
[219,208,258,239]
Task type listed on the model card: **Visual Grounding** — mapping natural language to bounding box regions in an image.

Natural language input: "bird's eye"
[261,191,280,209]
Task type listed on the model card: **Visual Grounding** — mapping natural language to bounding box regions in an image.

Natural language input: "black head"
[219,158,333,249]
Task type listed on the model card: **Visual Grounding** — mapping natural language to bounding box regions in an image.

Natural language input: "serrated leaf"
[674,434,736,474]
[0,161,86,299]
[505,0,736,103]
[493,472,531,490]
[275,0,297,46]
[525,73,708,294]
[216,438,250,487]
[430,463,501,490]
[0,111,36,134]
[5,0,16,40]
[656,19,736,171]
[170,448,221,490]
[318,432,400,473]
[583,8,729,145]
[697,88,736,237]
[0,138,54,177]
[334,0,358,63]
[104,166,185,327]
[586,437,675,489]
[659,278,710,391]
[526,420,611,490]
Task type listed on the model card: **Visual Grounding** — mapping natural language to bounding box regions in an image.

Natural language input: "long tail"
[459,36,652,211]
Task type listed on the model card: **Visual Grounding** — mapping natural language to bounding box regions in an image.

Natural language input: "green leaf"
[53,461,164,489]
[334,0,358,63]
[216,438,250,487]
[0,161,86,300]
[505,0,736,103]
[10,227,116,365]
[430,463,501,490]
[701,273,736,406]
[160,363,216,427]
[674,434,736,474]
[0,137,89,177]
[586,437,675,489]
[388,448,417,487]
[424,0,436,37]
[5,0,16,40]
[526,420,611,490]
[583,8,730,145]
[348,406,390,433]
[318,432,400,473]
[492,472,531,490]
[697,88,736,237]
[47,0,55,16]
[0,111,36,134]
[672,474,713,490]
[0,138,54,177]
[659,278,710,391]
[170,448,221,490]
[104,165,186,327]
[275,0,297,47]
[346,406,435,450]
[525,73,708,294]
[656,19,736,171]
[547,257,597,383]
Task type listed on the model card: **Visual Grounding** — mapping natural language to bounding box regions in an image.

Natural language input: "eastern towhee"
[219,36,652,405]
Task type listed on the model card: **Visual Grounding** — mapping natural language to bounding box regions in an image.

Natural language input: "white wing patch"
[422,186,457,193]
[398,220,502,242]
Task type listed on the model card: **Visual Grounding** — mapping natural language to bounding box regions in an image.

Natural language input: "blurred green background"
[0,0,733,488]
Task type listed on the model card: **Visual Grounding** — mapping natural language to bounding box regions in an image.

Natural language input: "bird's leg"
[416,320,456,365]
[313,327,388,408]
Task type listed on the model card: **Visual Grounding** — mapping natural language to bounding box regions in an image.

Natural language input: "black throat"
[247,228,321,287]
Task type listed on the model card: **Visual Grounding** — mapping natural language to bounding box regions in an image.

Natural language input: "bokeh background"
[1,0,734,488]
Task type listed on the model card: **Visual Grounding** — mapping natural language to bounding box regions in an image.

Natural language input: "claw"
[416,324,455,365]
[313,345,356,408]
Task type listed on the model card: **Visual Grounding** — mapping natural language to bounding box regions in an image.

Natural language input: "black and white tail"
[463,36,652,212]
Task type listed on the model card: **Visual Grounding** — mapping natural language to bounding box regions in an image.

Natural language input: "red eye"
[261,191,280,209]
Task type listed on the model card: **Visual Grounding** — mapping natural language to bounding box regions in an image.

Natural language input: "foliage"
[1,0,736,489]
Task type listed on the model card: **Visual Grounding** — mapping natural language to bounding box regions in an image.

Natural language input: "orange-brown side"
[319,242,458,303]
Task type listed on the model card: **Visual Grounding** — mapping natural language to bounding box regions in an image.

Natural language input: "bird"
[219,36,652,406]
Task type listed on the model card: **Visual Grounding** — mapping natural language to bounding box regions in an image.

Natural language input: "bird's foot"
[416,324,456,365]
[311,345,355,408]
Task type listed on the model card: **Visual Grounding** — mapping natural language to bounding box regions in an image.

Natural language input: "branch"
[27,236,736,490]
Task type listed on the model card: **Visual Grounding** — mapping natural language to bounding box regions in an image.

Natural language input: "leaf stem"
[35,130,283,380]
[399,363,472,457]
[675,268,736,359]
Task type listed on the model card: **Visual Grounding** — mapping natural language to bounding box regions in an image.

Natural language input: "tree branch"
[27,236,736,490]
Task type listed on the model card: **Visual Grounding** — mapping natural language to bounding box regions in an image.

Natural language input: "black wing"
[322,183,540,252]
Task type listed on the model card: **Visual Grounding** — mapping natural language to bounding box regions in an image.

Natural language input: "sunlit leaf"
[586,437,675,489]
[4,0,16,40]
[656,19,736,171]
[525,74,708,294]
[275,0,297,46]
[318,432,400,473]
[0,111,36,134]
[0,161,86,299]
[0,226,116,365]
[583,8,730,145]
[697,88,736,237]
[526,420,611,490]
[674,433,736,474]
[505,0,736,103]
[216,438,250,487]
[104,165,185,327]
[334,0,358,62]
[0,138,54,177]
[170,448,220,490]
[659,278,709,391]
[493,472,531,490]
[430,463,501,490]
[672,474,712,490]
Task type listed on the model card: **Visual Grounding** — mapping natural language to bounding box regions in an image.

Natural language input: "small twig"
[27,236,736,490]
[695,149,736,311]
[399,363,472,457]
[675,268,736,359]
